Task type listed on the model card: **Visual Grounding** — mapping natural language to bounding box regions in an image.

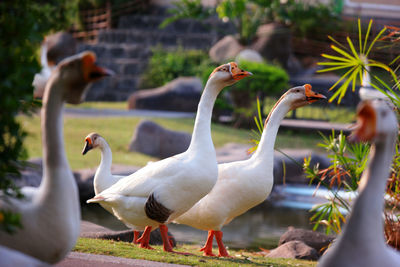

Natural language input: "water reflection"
[81,200,315,249]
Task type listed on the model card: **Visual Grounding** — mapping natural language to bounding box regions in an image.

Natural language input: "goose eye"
[296,89,300,93]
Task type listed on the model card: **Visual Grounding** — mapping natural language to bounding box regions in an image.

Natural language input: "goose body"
[87,62,252,252]
[175,85,326,256]
[318,99,400,267]
[0,51,111,263]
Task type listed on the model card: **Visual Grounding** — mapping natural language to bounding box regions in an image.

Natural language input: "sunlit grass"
[18,114,324,170]
[74,237,316,267]
[66,101,127,110]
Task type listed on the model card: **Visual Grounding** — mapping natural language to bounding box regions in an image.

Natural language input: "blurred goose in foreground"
[82,133,142,243]
[174,84,326,257]
[87,62,252,253]
[318,99,400,267]
[0,51,112,263]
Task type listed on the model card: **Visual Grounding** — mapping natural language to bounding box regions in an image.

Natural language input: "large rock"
[6,159,140,204]
[267,240,319,261]
[273,150,331,185]
[209,35,244,63]
[10,158,43,188]
[235,48,264,63]
[128,77,202,112]
[129,120,191,159]
[279,227,334,255]
[80,221,176,247]
[251,23,292,70]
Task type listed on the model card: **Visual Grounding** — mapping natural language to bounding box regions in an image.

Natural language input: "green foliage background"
[140,46,213,89]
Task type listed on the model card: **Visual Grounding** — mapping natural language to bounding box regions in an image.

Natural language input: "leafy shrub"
[161,0,341,44]
[140,46,213,89]
[231,60,288,96]
[229,60,288,127]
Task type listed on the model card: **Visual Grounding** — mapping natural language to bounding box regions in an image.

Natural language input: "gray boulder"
[251,23,292,70]
[279,227,334,255]
[235,48,264,63]
[11,158,43,188]
[209,35,244,63]
[273,150,331,185]
[267,240,319,261]
[128,77,202,112]
[129,120,191,159]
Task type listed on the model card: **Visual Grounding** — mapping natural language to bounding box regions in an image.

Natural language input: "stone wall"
[79,12,235,101]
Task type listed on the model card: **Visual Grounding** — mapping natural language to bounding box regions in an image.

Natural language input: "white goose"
[87,62,252,253]
[174,84,326,257]
[318,99,400,267]
[0,51,112,263]
[82,132,142,243]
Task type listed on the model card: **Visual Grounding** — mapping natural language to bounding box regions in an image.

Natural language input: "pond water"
[81,184,341,249]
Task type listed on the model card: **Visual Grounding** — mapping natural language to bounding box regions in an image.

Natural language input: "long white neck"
[187,79,221,154]
[338,132,396,247]
[94,139,115,193]
[41,73,70,176]
[38,71,79,219]
[252,97,291,161]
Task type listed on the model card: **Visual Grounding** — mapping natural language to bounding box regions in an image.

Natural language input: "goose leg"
[133,230,140,244]
[159,224,191,255]
[137,226,154,249]
[214,231,231,257]
[199,230,216,256]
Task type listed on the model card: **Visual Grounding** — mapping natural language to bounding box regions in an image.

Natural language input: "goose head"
[349,99,398,143]
[208,62,252,88]
[54,51,113,104]
[282,84,326,110]
[82,132,103,155]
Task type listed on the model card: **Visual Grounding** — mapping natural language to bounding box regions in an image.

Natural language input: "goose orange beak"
[229,62,252,81]
[82,52,114,82]
[82,137,93,155]
[348,101,377,143]
[304,84,326,103]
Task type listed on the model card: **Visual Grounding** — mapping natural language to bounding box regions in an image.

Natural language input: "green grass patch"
[66,101,127,110]
[19,114,324,170]
[74,237,316,267]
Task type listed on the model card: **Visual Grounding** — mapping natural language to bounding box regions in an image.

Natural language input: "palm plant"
[308,19,400,247]
[303,131,370,234]
[318,19,399,104]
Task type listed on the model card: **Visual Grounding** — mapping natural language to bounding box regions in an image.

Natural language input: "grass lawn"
[67,100,356,124]
[66,101,127,110]
[74,238,316,267]
[18,113,324,170]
